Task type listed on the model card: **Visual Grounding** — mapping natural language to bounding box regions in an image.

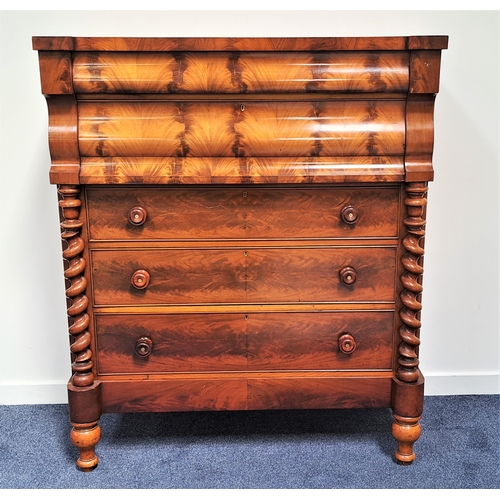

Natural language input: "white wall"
[0,9,498,404]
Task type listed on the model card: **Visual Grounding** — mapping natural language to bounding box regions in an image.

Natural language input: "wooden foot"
[70,421,101,472]
[391,414,422,465]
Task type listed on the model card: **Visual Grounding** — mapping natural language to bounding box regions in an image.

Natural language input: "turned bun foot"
[70,421,101,472]
[392,414,422,465]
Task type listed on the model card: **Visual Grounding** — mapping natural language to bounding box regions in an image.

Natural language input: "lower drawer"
[95,311,394,374]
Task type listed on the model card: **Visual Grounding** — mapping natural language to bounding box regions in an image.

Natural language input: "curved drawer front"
[73,51,409,94]
[96,311,395,374]
[86,186,399,241]
[79,156,406,185]
[78,100,405,157]
[91,247,396,305]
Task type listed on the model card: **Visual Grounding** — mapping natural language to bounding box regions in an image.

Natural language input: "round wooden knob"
[131,269,150,289]
[338,333,356,354]
[135,337,153,358]
[341,206,359,225]
[339,266,357,285]
[128,206,147,226]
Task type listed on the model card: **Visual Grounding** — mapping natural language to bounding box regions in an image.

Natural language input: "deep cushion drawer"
[78,100,405,157]
[86,186,400,240]
[90,246,396,305]
[96,311,395,374]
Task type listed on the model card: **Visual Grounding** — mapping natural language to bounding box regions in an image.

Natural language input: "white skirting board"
[0,374,498,405]
[0,383,69,406]
[423,373,499,397]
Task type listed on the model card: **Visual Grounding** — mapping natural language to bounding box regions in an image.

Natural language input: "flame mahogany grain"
[72,51,410,94]
[96,311,394,374]
[86,186,400,240]
[90,246,396,305]
[77,100,406,158]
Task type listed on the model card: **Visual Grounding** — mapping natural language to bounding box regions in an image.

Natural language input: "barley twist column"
[398,182,427,383]
[59,185,100,471]
[391,181,428,464]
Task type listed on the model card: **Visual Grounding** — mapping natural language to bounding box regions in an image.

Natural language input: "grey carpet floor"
[0,395,499,489]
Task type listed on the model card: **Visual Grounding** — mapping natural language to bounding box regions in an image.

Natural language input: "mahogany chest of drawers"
[33,35,447,471]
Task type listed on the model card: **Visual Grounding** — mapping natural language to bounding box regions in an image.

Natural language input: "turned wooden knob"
[128,206,147,226]
[339,266,357,285]
[131,269,150,289]
[338,333,356,354]
[341,205,359,225]
[135,336,153,358]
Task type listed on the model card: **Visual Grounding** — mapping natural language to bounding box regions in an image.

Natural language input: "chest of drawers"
[33,35,447,471]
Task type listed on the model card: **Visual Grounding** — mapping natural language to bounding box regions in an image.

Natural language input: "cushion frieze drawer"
[73,50,410,94]
[96,311,395,374]
[91,246,396,305]
[86,186,400,241]
[78,100,405,158]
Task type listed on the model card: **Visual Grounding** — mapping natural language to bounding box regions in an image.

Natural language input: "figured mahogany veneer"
[91,246,396,305]
[71,51,411,94]
[34,35,447,471]
[77,100,406,157]
[86,186,400,240]
[96,311,394,374]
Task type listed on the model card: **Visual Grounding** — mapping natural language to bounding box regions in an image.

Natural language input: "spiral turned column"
[398,182,427,383]
[59,185,100,471]
[392,181,428,465]
[59,185,93,388]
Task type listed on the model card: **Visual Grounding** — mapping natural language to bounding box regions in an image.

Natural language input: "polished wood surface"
[46,97,79,184]
[35,35,445,185]
[90,246,396,305]
[58,186,94,389]
[72,51,410,94]
[34,35,447,470]
[101,373,393,413]
[79,156,405,184]
[78,100,405,157]
[96,311,394,374]
[86,186,399,240]
[247,375,392,410]
[397,182,428,383]
[33,35,449,52]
